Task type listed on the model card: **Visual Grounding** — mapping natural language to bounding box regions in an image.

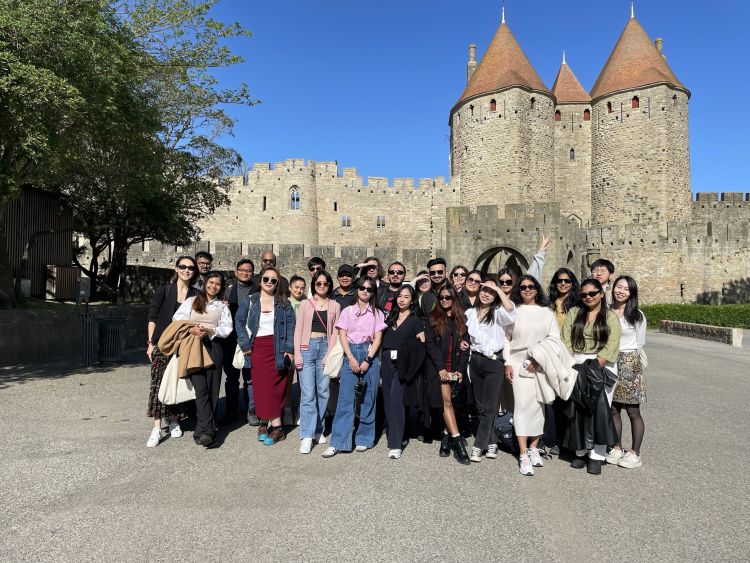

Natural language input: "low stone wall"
[0,305,148,366]
[659,320,744,348]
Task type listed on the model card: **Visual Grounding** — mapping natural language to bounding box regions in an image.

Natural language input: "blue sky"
[211,0,749,192]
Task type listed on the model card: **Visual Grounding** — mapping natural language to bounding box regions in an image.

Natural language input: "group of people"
[145,243,647,475]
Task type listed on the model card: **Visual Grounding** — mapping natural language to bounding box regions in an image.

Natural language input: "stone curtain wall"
[591,85,691,230]
[450,89,555,214]
[554,102,592,225]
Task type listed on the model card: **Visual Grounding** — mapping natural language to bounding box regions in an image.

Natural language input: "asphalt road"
[1,332,748,562]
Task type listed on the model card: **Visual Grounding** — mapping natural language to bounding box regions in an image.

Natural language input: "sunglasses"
[467,277,482,284]
[498,279,513,286]
[519,284,537,291]
[315,281,329,287]
[452,272,467,278]
[438,295,453,302]
[388,269,405,276]
[429,270,444,276]
[262,277,279,285]
[556,279,572,285]
[309,266,322,272]
[365,265,378,271]
[582,290,602,298]
[177,264,196,271]
[338,273,352,278]
[358,286,375,293]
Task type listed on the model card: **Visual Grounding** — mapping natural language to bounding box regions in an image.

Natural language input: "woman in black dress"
[424,285,471,464]
[380,285,425,460]
[145,255,199,448]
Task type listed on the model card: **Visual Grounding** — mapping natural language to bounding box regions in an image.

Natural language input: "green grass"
[641,304,750,329]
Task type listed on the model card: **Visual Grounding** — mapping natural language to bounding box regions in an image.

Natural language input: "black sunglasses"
[262,276,279,285]
[498,279,513,286]
[519,284,536,291]
[429,270,444,276]
[438,295,453,302]
[466,277,481,284]
[309,266,322,272]
[556,278,572,285]
[452,272,467,278]
[358,286,375,293]
[177,264,196,271]
[315,281,329,287]
[582,290,601,298]
[388,269,405,276]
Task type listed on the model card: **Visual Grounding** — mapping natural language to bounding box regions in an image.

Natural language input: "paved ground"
[1,332,749,562]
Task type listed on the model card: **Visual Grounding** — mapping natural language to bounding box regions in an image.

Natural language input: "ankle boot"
[439,434,451,458]
[451,436,471,465]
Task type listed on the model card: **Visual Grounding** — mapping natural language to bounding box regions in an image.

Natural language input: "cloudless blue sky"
[211,0,749,192]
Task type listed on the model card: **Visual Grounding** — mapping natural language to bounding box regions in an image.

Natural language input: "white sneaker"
[486,444,498,459]
[388,449,402,459]
[528,447,544,467]
[618,451,642,469]
[316,434,327,444]
[299,438,313,454]
[519,452,534,476]
[469,447,482,463]
[168,420,183,438]
[355,445,369,452]
[146,427,161,448]
[605,446,625,464]
[321,447,339,458]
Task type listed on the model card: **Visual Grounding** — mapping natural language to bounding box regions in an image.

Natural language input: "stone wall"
[450,88,555,214]
[554,102,592,225]
[591,84,691,229]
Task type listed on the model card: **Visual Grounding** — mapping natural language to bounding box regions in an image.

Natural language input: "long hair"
[430,284,467,338]
[510,274,548,306]
[311,271,334,299]
[496,267,517,291]
[611,275,643,326]
[415,269,431,295]
[192,271,225,314]
[570,278,609,352]
[259,266,287,306]
[363,256,384,280]
[170,255,198,284]
[548,268,581,313]
[354,275,376,304]
[386,285,420,326]
[477,285,502,325]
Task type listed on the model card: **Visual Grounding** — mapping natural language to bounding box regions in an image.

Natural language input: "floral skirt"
[147,347,186,419]
[613,350,646,405]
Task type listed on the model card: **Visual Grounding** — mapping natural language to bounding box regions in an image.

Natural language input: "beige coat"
[157,320,214,378]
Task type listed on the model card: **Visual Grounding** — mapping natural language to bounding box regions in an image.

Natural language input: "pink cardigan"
[293,299,341,368]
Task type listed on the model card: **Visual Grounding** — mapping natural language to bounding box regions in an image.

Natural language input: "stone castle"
[131,9,749,304]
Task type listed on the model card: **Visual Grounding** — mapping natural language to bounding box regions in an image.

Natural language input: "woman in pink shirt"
[322,276,386,457]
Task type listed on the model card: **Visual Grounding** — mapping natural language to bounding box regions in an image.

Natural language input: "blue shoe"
[263,426,285,445]
[257,423,268,442]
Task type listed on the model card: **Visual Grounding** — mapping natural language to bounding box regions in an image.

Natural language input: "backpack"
[493,411,519,454]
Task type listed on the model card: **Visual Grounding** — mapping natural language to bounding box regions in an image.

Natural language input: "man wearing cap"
[332,264,357,309]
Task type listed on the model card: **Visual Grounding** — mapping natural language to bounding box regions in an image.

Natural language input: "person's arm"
[213,303,233,339]
[483,280,516,324]
[561,309,575,354]
[526,234,550,282]
[503,324,515,381]
[424,324,446,374]
[361,330,383,373]
[235,297,252,353]
[339,329,360,374]
[294,302,306,368]
[597,312,622,366]
[636,312,647,350]
[172,297,192,321]
[284,304,296,360]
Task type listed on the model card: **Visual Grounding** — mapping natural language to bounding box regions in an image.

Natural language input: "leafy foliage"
[642,304,750,329]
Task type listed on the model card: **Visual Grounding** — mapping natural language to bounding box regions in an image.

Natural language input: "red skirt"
[250,335,288,420]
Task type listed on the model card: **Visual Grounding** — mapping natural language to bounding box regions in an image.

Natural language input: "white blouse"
[172,297,233,340]
[618,310,647,352]
[466,305,516,357]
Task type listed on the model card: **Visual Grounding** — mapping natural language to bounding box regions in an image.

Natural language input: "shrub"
[641,304,750,329]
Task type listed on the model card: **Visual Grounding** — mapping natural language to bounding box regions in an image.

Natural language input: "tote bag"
[158,355,196,405]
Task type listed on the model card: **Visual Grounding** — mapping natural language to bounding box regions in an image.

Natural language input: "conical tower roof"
[551,55,590,104]
[590,17,688,101]
[454,22,550,109]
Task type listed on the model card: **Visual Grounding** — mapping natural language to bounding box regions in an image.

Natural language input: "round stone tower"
[590,14,690,229]
[449,14,555,214]
[270,158,320,245]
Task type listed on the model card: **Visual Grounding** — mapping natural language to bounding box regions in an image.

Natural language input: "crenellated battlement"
[693,192,749,205]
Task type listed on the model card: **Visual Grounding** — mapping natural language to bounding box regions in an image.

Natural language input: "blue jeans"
[299,337,330,439]
[330,342,379,451]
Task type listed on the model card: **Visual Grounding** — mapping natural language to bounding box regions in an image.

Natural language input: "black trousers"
[192,339,223,438]
[380,357,406,449]
[469,353,504,450]
[220,335,251,416]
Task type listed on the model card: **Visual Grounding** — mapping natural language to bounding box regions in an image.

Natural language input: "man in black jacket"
[376,261,406,313]
[219,258,260,426]
[418,258,448,317]
[332,264,357,309]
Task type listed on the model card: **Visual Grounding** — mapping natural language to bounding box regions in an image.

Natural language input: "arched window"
[583,109,591,121]
[490,99,496,112]
[569,148,575,161]
[554,110,561,122]
[469,105,474,117]
[341,215,351,228]
[607,102,613,113]
[376,215,386,229]
[289,186,300,210]
[631,96,639,109]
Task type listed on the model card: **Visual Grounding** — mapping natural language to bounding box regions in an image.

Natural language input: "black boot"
[587,459,602,475]
[451,436,471,465]
[570,456,586,469]
[439,434,451,458]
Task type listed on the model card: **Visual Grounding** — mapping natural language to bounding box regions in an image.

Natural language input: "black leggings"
[611,402,644,454]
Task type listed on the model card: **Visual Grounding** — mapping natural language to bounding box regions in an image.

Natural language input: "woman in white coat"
[504,275,560,476]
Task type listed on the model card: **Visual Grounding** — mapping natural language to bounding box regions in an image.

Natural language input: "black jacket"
[563,359,618,451]
[147,283,198,346]
[376,285,400,313]
[421,318,472,410]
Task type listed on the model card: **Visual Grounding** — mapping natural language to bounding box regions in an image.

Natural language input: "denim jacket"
[235,293,296,371]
